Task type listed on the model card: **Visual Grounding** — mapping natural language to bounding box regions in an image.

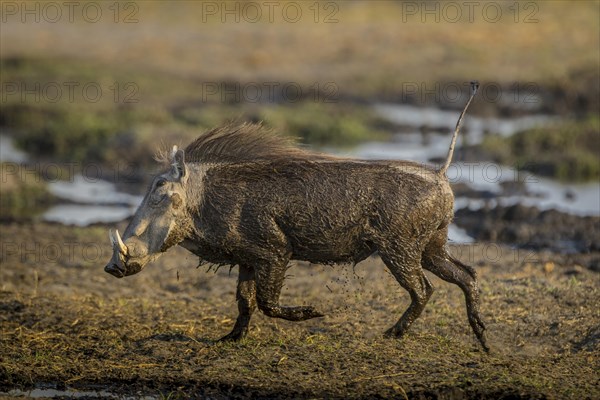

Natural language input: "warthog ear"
[170,146,187,180]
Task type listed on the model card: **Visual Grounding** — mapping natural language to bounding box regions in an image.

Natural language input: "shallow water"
[43,174,143,226]
[349,104,600,218]
[3,387,157,399]
[451,166,600,217]
[0,133,28,163]
[374,103,557,144]
[42,175,143,226]
[43,203,140,226]
[48,175,142,206]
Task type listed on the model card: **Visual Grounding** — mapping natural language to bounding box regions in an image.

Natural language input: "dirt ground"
[0,222,599,399]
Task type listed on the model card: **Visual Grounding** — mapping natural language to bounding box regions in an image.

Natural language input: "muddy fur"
[176,153,487,350]
[106,88,488,350]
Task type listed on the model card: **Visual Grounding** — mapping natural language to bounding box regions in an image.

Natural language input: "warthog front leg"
[255,260,324,321]
[219,265,256,342]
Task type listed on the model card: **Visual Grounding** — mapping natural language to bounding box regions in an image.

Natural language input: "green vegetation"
[260,102,390,147]
[0,57,192,166]
[483,115,600,182]
[1,57,392,166]
[6,103,121,162]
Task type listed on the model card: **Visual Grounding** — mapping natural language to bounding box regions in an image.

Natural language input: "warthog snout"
[105,229,132,278]
[105,228,156,277]
[104,262,125,278]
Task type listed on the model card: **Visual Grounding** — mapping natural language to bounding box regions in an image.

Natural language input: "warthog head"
[105,146,189,278]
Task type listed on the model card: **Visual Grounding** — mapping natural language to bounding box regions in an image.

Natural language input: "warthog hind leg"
[219,265,257,342]
[380,249,434,338]
[422,252,489,352]
[421,228,489,351]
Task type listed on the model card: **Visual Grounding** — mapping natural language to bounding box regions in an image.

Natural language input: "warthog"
[105,82,488,351]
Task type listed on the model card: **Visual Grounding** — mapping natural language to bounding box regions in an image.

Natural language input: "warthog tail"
[439,80,479,175]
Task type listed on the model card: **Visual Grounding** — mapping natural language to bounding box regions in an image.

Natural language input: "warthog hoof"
[383,326,407,338]
[219,329,248,342]
[260,305,325,321]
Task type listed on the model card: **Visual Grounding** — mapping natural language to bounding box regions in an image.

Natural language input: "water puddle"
[374,103,556,144]
[43,204,139,226]
[447,224,475,244]
[0,134,142,226]
[3,387,157,399]
[48,175,142,206]
[44,175,143,226]
[450,163,600,217]
[0,134,29,163]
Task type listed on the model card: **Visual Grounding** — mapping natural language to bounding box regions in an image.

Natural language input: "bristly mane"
[165,122,336,164]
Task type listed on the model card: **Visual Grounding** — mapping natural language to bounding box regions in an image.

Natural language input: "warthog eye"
[156,178,167,188]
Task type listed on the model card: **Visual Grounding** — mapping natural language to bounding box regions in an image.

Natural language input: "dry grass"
[1,1,598,97]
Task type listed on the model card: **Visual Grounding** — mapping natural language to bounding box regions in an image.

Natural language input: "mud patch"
[454,203,600,256]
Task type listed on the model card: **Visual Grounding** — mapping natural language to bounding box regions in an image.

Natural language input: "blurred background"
[1,0,598,253]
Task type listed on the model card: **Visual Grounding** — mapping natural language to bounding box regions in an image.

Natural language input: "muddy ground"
[0,222,599,399]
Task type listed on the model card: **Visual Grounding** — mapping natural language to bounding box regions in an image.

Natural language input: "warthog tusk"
[109,229,128,255]
[115,229,128,255]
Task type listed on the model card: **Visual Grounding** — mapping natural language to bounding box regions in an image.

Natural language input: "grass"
[1,289,598,398]
[2,1,597,95]
[260,102,390,147]
[0,223,599,398]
